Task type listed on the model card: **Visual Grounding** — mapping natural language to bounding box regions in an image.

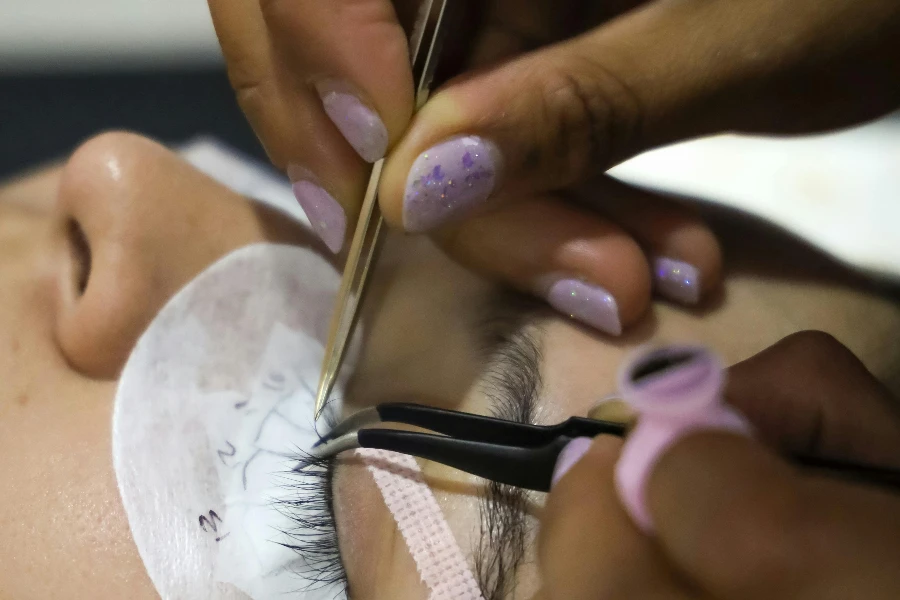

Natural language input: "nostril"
[66,218,91,295]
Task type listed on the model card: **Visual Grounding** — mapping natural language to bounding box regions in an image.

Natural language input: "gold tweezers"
[314,0,452,419]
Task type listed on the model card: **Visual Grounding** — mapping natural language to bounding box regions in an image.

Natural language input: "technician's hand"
[207,0,899,335]
[539,330,900,599]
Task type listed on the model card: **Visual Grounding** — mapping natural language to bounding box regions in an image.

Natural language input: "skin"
[343,233,900,599]
[540,333,900,599]
[0,131,899,599]
[207,0,900,330]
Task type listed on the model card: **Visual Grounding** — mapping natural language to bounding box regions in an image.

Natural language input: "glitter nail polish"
[402,135,499,232]
[653,257,701,305]
[291,180,346,254]
[318,87,388,163]
[546,279,621,336]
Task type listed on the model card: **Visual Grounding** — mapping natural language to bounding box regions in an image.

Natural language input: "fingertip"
[549,434,624,501]
[538,226,651,334]
[652,219,723,305]
[584,179,723,306]
[315,80,389,163]
[568,231,652,327]
[432,196,651,337]
[552,434,625,490]
[380,91,472,229]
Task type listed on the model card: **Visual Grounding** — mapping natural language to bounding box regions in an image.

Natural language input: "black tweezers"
[312,402,900,493]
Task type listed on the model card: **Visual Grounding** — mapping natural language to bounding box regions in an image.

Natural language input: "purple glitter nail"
[292,180,346,254]
[402,136,499,232]
[319,89,388,163]
[653,257,701,305]
[546,279,621,336]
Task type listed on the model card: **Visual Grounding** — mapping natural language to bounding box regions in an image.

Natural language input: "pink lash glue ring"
[614,345,753,534]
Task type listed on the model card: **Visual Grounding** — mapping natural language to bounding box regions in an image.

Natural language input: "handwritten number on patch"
[198,510,230,542]
[217,441,237,465]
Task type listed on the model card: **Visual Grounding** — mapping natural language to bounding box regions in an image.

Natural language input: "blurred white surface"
[0,0,222,72]
[611,115,900,280]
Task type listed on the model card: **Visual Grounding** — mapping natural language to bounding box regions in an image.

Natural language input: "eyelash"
[276,451,348,594]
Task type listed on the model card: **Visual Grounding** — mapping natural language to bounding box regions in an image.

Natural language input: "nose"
[55,132,313,378]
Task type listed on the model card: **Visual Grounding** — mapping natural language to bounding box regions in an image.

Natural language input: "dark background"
[0,68,265,179]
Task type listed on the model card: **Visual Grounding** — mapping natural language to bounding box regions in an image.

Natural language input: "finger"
[579,177,723,306]
[648,432,900,600]
[468,0,652,66]
[436,194,651,336]
[467,0,572,66]
[724,330,900,467]
[208,0,372,254]
[380,0,900,233]
[539,435,699,600]
[642,333,900,599]
[261,0,413,162]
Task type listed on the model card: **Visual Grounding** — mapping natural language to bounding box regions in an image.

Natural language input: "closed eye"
[277,452,348,594]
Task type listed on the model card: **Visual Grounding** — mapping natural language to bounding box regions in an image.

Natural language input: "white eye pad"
[112,243,353,600]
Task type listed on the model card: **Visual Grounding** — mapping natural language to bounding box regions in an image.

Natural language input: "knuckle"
[232,76,267,113]
[529,57,643,184]
[230,77,285,168]
[221,50,271,112]
[777,330,854,368]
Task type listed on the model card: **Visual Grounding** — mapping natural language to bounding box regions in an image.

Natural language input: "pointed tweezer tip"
[313,376,332,422]
[310,432,361,459]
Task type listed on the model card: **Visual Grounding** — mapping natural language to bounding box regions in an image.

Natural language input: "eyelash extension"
[275,449,348,596]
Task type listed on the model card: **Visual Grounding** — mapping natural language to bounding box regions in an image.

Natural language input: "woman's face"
[1,131,898,600]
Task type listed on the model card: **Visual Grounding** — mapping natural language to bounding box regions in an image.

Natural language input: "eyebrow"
[471,290,547,600]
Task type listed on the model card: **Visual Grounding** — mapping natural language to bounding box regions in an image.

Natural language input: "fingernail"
[403,135,500,232]
[318,84,388,163]
[546,279,622,336]
[552,437,593,488]
[290,177,346,254]
[587,397,637,426]
[653,257,701,305]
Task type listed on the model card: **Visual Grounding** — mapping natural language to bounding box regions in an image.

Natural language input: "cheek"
[0,374,157,599]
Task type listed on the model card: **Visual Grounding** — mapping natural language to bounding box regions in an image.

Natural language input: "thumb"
[539,435,697,600]
[647,433,900,600]
[642,333,900,599]
[379,0,900,232]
